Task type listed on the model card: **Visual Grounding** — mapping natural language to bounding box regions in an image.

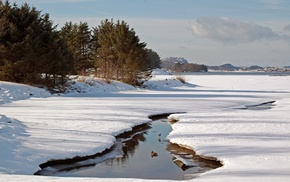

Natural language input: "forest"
[0,1,161,90]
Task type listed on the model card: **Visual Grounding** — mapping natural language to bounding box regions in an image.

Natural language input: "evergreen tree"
[0,1,43,83]
[0,1,73,89]
[145,48,161,69]
[60,21,93,75]
[1,1,161,87]
[92,19,116,82]
[40,15,74,87]
[59,22,78,73]
[92,19,150,85]
[76,22,93,74]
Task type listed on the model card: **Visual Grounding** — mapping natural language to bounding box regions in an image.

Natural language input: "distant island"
[161,57,208,72]
[161,57,290,72]
[207,63,290,72]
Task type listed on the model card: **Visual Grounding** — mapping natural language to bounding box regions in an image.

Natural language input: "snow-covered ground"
[1,70,290,181]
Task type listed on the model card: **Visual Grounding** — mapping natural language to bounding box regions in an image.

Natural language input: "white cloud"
[191,17,282,44]
[284,24,290,32]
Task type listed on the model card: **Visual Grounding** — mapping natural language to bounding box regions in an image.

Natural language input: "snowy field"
[1,70,290,181]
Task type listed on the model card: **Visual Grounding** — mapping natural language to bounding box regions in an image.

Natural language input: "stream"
[37,117,222,180]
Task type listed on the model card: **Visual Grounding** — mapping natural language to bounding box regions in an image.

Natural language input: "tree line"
[0,1,161,90]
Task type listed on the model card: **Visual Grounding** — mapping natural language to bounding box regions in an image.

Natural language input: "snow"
[0,81,51,104]
[143,71,184,90]
[64,75,136,96]
[1,71,290,181]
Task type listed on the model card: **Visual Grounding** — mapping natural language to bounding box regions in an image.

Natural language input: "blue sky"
[12,0,290,66]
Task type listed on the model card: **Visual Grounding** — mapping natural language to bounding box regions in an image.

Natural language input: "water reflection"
[107,130,148,167]
[50,119,222,180]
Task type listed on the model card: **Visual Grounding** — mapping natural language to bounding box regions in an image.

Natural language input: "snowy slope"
[0,81,51,104]
[64,75,137,96]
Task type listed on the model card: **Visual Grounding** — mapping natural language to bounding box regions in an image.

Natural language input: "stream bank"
[36,113,222,180]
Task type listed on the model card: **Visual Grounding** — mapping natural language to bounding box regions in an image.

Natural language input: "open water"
[53,119,221,180]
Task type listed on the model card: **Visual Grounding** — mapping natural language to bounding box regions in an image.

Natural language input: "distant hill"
[220,64,241,71]
[208,64,241,71]
[161,57,188,70]
[161,59,289,72]
[246,65,264,70]
[161,57,207,72]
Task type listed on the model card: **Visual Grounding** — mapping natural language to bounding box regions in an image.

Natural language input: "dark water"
[50,119,221,180]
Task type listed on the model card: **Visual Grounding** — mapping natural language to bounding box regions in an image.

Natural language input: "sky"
[11,0,290,67]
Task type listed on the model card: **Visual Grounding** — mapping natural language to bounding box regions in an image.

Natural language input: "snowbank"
[64,76,136,96]
[0,81,51,104]
[143,69,186,90]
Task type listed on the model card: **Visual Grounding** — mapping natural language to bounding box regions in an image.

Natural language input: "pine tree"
[60,21,93,75]
[92,19,150,85]
[76,22,93,74]
[92,19,116,82]
[0,1,73,89]
[1,1,161,87]
[0,2,43,83]
[39,14,74,87]
[145,49,161,69]
[60,22,78,73]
